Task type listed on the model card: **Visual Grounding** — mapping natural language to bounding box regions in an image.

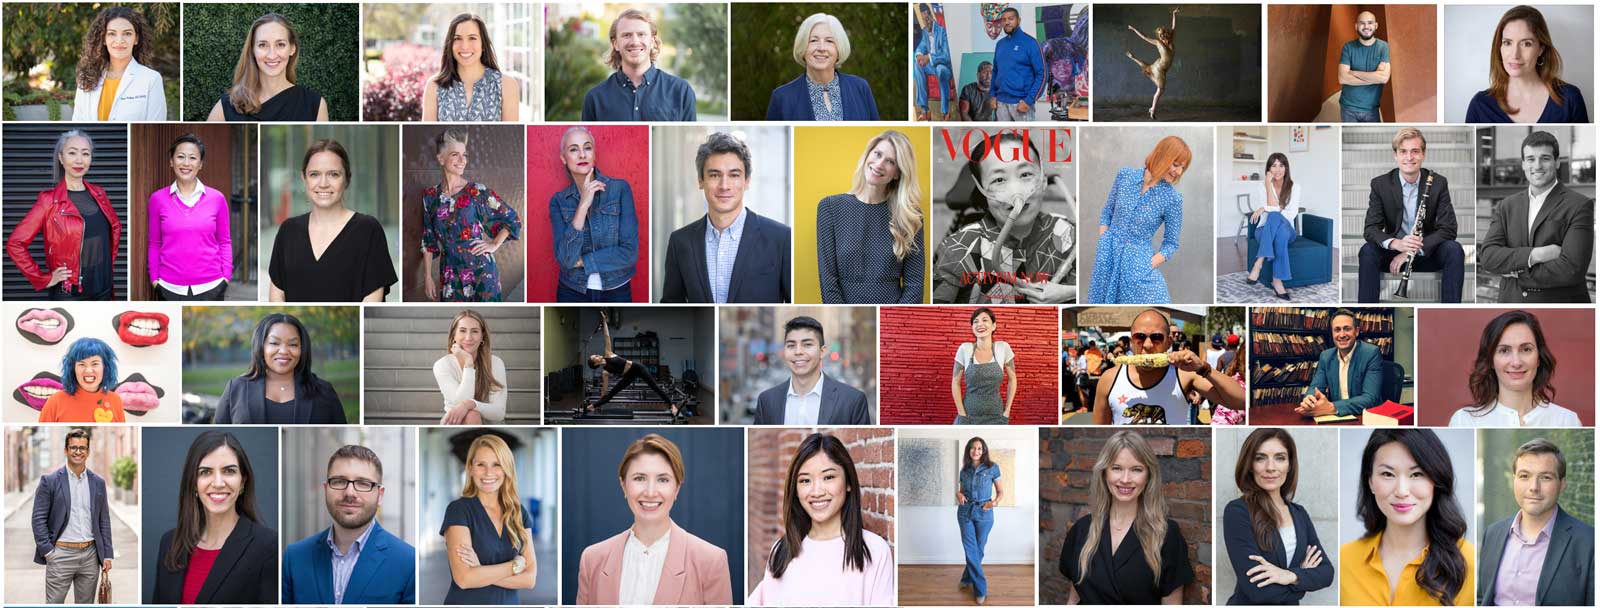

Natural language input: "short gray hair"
[791,13,850,67]
[560,126,595,159]
[53,129,95,182]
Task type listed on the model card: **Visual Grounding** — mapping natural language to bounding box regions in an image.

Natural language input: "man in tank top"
[1091,308,1244,425]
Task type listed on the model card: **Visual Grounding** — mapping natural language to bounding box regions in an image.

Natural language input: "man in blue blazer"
[1295,309,1384,417]
[283,446,416,605]
[661,132,791,303]
[1479,438,1595,606]
[754,316,872,424]
[32,429,114,604]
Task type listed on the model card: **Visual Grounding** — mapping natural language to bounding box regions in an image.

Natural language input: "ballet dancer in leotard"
[1126,8,1178,119]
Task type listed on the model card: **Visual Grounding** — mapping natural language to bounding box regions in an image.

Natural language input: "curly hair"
[76,7,151,92]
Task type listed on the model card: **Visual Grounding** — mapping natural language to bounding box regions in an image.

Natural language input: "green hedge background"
[181,3,360,121]
[730,2,907,120]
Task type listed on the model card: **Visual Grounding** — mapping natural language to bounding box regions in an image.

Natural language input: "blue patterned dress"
[1087,167,1183,304]
[421,181,522,302]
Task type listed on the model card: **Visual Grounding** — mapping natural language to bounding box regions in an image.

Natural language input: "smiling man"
[582,9,697,122]
[32,429,114,604]
[754,316,871,424]
[1337,11,1390,123]
[1357,127,1464,302]
[1478,130,1595,303]
[1090,308,1243,425]
[282,445,416,605]
[1294,308,1383,417]
[1478,438,1594,606]
[660,132,791,303]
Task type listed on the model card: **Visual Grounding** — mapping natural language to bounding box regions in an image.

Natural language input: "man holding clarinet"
[1357,127,1465,303]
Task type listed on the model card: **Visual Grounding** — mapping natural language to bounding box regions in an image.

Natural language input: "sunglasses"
[1131,332,1167,345]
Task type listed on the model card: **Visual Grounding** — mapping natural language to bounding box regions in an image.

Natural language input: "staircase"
[363,307,541,425]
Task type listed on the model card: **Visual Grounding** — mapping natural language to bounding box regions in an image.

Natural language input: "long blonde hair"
[461,434,527,552]
[228,13,300,116]
[1076,431,1168,589]
[851,131,924,260]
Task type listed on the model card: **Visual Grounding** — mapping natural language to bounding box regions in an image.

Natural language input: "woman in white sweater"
[434,309,508,424]
[1245,152,1300,301]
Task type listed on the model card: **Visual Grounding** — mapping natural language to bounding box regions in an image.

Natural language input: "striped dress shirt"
[325,521,376,604]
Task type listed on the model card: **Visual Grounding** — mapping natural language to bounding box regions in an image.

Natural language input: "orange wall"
[1415,308,1596,426]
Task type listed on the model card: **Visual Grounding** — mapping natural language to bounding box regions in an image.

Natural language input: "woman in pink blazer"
[576,434,732,605]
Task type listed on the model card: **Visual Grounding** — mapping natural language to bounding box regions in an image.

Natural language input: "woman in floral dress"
[421,129,521,302]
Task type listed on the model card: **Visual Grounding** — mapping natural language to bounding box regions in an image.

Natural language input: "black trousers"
[157,282,228,301]
[1358,240,1464,303]
[595,365,675,407]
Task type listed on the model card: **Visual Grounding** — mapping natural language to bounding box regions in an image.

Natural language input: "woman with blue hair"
[39,337,124,423]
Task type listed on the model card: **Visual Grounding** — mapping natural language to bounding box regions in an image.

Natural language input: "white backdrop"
[3,302,183,424]
[897,426,1039,564]
[1442,5,1595,121]
[1337,428,1478,547]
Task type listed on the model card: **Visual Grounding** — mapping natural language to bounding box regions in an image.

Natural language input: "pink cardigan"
[575,521,733,605]
[147,185,232,287]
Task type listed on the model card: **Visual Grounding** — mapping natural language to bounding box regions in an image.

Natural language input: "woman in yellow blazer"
[576,434,732,605]
[1341,429,1474,606]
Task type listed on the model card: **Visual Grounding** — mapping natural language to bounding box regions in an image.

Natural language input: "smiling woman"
[440,433,538,605]
[268,139,398,302]
[212,312,346,425]
[71,6,167,121]
[766,13,880,121]
[150,430,279,604]
[421,13,521,122]
[207,12,329,122]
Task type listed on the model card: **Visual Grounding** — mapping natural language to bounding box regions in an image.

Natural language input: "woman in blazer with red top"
[6,130,122,300]
[576,434,732,605]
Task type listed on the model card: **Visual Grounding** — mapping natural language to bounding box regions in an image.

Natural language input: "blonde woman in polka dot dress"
[816,130,925,303]
[1087,136,1191,304]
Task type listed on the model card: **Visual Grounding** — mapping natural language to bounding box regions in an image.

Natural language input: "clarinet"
[1392,173,1435,298]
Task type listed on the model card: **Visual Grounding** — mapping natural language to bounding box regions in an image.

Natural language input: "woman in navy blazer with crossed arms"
[1221,428,1334,605]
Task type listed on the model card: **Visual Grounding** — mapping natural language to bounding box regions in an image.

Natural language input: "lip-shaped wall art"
[13,371,63,411]
[16,308,75,345]
[113,373,164,415]
[112,311,170,347]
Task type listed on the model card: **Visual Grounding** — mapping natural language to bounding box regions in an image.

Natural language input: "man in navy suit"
[661,132,791,303]
[1479,438,1595,606]
[754,316,872,424]
[1357,127,1465,302]
[282,445,416,605]
[32,428,113,604]
[1295,308,1384,417]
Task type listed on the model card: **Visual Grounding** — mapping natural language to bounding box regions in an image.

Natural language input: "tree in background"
[730,2,908,120]
[3,3,179,118]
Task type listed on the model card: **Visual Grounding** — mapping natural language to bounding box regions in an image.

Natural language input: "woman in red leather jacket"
[5,130,121,300]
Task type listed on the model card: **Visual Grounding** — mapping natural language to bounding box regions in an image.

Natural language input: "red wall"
[524,125,651,302]
[879,306,1059,425]
[1415,308,1595,425]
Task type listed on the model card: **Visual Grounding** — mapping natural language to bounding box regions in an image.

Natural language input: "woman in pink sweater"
[146,133,232,300]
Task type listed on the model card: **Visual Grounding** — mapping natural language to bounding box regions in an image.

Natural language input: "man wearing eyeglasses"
[282,445,416,604]
[1092,308,1243,425]
[32,428,113,604]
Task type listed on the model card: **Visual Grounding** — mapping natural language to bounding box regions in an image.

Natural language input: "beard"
[329,499,379,531]
[1359,31,1375,41]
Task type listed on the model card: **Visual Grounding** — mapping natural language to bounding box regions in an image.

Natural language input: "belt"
[54,540,94,549]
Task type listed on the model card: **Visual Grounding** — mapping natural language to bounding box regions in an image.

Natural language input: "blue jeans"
[556,282,632,302]
[1254,213,1297,281]
[915,62,954,113]
[1340,106,1380,122]
[958,503,995,597]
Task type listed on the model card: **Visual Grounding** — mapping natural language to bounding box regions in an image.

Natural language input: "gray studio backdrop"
[1337,428,1477,547]
[279,427,418,548]
[560,427,745,604]
[140,426,279,603]
[1213,427,1339,606]
[1079,125,1216,303]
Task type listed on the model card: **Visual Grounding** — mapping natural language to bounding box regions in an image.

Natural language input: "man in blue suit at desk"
[32,428,113,604]
[283,445,416,604]
[1294,308,1383,417]
[660,132,791,303]
[1479,438,1595,606]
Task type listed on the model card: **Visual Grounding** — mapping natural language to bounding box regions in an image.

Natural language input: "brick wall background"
[1039,428,1213,605]
[880,306,1059,425]
[747,427,896,596]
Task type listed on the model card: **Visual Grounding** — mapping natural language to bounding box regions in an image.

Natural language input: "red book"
[1363,401,1414,426]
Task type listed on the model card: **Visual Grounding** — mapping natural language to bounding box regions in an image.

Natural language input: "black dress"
[219,85,322,121]
[268,211,397,302]
[1058,513,1194,604]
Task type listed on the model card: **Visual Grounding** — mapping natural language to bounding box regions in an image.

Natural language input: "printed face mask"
[14,372,64,411]
[113,312,169,347]
[16,308,75,345]
[113,373,164,415]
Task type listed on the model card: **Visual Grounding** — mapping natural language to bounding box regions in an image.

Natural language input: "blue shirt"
[1466,83,1591,123]
[993,29,1044,103]
[325,521,376,604]
[960,463,1002,503]
[581,65,697,122]
[915,21,951,68]
[1339,39,1389,111]
[704,207,748,304]
[1384,172,1424,257]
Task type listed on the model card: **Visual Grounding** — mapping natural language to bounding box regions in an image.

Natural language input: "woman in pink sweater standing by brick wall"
[147,133,232,300]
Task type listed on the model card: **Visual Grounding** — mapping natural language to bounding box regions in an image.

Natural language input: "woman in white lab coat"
[71,6,167,121]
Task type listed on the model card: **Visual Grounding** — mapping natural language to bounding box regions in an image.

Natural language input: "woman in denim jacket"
[957,436,1003,605]
[549,126,639,302]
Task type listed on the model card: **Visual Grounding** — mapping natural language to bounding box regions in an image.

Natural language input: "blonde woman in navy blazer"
[71,7,167,121]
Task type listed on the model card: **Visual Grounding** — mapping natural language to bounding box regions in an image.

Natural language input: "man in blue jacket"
[283,446,416,605]
[914,3,954,121]
[33,429,114,604]
[1294,309,1384,417]
[991,7,1044,121]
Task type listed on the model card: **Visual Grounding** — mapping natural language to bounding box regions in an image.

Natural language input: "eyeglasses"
[326,478,380,492]
[67,446,89,453]
[1131,332,1167,345]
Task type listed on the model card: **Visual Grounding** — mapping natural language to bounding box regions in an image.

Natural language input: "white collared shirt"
[619,528,672,605]
[1526,182,1555,240]
[60,467,95,543]
[170,179,206,208]
[783,374,826,425]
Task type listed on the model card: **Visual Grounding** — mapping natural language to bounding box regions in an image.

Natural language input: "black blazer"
[1479,505,1595,606]
[660,209,791,303]
[150,517,278,604]
[753,374,872,424]
[1221,498,1335,605]
[213,375,346,424]
[31,466,114,564]
[1363,168,1457,257]
[1058,513,1194,604]
[1478,182,1595,300]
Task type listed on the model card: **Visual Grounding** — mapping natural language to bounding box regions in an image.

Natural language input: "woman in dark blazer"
[765,13,880,121]
[150,431,278,604]
[213,313,345,424]
[1221,428,1334,605]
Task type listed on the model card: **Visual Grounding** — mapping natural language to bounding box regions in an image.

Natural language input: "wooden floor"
[899,564,1036,606]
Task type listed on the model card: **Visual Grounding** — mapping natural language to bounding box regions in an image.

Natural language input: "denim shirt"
[960,463,1002,504]
[549,168,639,292]
[581,65,698,122]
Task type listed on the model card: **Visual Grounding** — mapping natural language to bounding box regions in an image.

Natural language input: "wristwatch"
[512,555,527,575]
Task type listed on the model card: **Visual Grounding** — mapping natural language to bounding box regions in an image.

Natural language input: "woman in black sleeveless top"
[206,13,328,122]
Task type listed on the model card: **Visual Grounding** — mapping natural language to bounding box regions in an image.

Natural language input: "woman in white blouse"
[952,307,1016,425]
[1449,310,1580,427]
[1245,153,1299,301]
[434,309,508,424]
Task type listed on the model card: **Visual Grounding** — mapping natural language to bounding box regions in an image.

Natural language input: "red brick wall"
[880,306,1060,425]
[1039,428,1213,605]
[746,427,897,596]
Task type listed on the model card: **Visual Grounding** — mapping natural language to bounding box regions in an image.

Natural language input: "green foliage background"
[2,3,179,118]
[544,3,728,121]
[181,3,360,121]
[182,305,362,422]
[729,2,907,120]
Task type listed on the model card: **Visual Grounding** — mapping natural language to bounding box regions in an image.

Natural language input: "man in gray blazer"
[754,316,872,425]
[1478,130,1596,303]
[1479,438,1595,606]
[31,428,114,604]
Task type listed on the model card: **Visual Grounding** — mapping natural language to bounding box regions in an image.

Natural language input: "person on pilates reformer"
[583,312,683,419]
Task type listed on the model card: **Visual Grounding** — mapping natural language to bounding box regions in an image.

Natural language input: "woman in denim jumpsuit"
[957,436,1003,604]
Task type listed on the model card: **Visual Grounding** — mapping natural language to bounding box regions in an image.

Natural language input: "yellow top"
[97,78,121,121]
[1340,530,1475,606]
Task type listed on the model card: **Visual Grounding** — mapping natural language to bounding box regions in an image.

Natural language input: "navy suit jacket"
[282,521,417,605]
[1222,498,1335,605]
[1479,506,1595,606]
[766,72,881,121]
[1303,340,1384,416]
[32,465,114,564]
[661,209,791,303]
[753,374,872,424]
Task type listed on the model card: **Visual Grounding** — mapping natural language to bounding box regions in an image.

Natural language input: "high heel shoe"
[1245,276,1258,285]
[1276,288,1292,301]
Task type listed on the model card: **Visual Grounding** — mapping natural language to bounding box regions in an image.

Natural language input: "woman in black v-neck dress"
[268,139,396,302]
